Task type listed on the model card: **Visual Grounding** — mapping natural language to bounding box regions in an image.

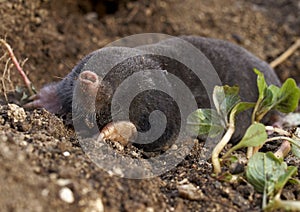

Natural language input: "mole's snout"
[79,70,99,84]
[78,70,101,98]
[73,70,102,114]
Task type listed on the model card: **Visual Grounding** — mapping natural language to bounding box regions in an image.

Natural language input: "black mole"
[26,36,281,151]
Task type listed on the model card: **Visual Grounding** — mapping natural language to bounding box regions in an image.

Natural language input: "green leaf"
[259,86,275,110]
[232,123,267,150]
[275,166,297,193]
[288,178,300,185]
[229,102,255,123]
[289,134,300,158]
[274,78,300,113]
[292,144,300,158]
[268,85,280,103]
[291,137,300,158]
[246,152,287,196]
[253,69,272,122]
[253,69,300,122]
[187,109,224,137]
[212,85,240,122]
[223,123,267,158]
[254,68,267,102]
[222,122,266,159]
[187,85,248,138]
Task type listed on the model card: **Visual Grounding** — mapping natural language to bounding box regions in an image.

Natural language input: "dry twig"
[270,39,300,68]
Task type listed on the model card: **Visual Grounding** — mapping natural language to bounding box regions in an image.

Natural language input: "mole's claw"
[23,98,42,109]
[28,94,38,101]
[97,121,137,146]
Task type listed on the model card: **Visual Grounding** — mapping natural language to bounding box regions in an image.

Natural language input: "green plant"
[246,152,300,211]
[188,85,254,173]
[187,69,300,210]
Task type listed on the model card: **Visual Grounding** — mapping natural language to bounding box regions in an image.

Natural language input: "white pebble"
[59,187,74,204]
[56,178,72,186]
[63,151,70,157]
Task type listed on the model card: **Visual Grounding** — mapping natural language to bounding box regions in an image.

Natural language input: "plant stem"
[0,39,35,96]
[212,122,235,174]
[274,140,291,158]
[247,146,254,159]
[265,126,291,137]
[247,129,291,159]
[248,108,258,158]
[279,200,300,211]
[265,136,295,144]
[264,193,300,211]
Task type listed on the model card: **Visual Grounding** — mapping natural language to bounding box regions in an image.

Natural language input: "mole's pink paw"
[97,121,137,146]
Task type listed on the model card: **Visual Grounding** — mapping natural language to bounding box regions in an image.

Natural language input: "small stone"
[177,183,204,201]
[59,187,74,204]
[145,207,154,212]
[25,144,34,153]
[49,173,58,180]
[63,151,70,157]
[33,166,41,174]
[170,144,178,150]
[84,198,104,212]
[178,178,189,185]
[130,150,139,158]
[56,179,72,186]
[20,140,28,147]
[41,189,49,197]
[0,116,4,125]
[85,12,98,22]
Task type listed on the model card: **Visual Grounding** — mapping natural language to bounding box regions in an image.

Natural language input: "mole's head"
[25,70,113,123]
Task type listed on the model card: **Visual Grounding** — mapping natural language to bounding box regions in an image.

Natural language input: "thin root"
[1,57,11,101]
[0,38,35,96]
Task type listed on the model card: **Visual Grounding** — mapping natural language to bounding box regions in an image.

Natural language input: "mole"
[25,36,281,151]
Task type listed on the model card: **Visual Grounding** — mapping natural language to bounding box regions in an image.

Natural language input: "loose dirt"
[0,0,299,211]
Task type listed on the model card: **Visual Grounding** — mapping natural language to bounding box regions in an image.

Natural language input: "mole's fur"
[30,36,281,151]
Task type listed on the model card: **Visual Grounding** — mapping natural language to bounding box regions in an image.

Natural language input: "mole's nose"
[77,70,101,99]
[79,70,99,84]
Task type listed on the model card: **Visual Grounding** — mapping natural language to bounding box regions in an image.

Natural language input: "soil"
[0,0,299,211]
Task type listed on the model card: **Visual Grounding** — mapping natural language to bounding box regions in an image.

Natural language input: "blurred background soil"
[0,0,299,211]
